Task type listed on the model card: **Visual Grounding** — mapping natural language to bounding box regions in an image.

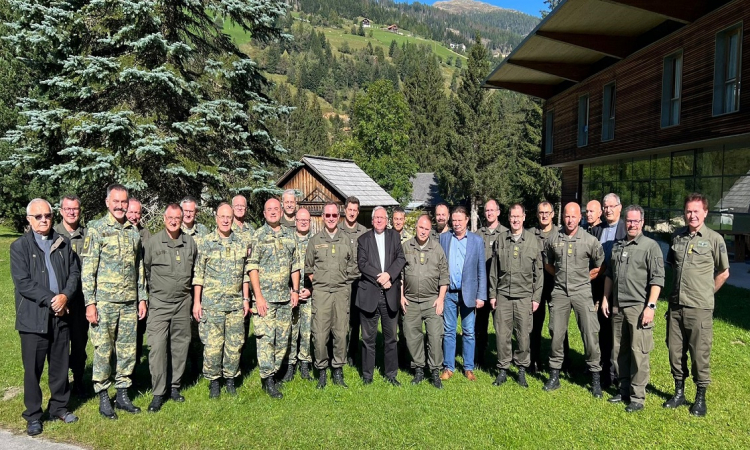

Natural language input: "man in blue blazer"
[439,205,487,381]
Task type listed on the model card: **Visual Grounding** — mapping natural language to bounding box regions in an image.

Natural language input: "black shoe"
[170,388,185,403]
[362,377,373,385]
[98,391,117,420]
[517,368,528,388]
[543,369,560,392]
[282,363,296,383]
[625,402,645,413]
[591,372,603,399]
[663,379,686,409]
[225,378,237,396]
[690,386,707,417]
[148,395,164,413]
[27,420,43,436]
[50,411,78,423]
[386,377,401,387]
[411,368,425,385]
[262,377,283,399]
[430,369,443,389]
[299,362,312,381]
[493,369,508,387]
[209,379,221,399]
[332,368,348,388]
[608,393,631,404]
[316,369,327,389]
[115,388,141,414]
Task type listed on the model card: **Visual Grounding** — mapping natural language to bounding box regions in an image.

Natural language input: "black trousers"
[360,292,398,380]
[20,317,70,422]
[599,307,615,384]
[68,300,89,382]
[347,280,361,363]
[474,302,491,367]
[135,316,147,365]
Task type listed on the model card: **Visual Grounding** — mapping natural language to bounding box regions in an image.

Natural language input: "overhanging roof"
[483,0,731,99]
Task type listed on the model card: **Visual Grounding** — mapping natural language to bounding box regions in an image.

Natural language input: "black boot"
[225,378,237,396]
[170,388,185,403]
[114,388,141,414]
[148,395,164,413]
[98,391,117,420]
[690,386,707,417]
[282,363,296,383]
[332,367,348,388]
[316,369,327,389]
[493,369,508,387]
[262,377,283,399]
[517,367,528,388]
[609,386,631,404]
[430,369,443,389]
[543,369,560,391]
[591,372,603,399]
[209,379,221,399]
[411,368,425,385]
[299,362,312,380]
[663,379,686,409]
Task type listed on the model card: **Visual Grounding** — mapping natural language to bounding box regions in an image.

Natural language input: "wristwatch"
[647,303,657,310]
[243,297,250,303]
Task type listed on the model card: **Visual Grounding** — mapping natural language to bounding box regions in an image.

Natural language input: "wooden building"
[485,0,750,250]
[276,156,399,233]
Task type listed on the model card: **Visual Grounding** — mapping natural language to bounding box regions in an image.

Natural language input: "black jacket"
[356,229,406,313]
[10,230,80,333]
[588,219,627,301]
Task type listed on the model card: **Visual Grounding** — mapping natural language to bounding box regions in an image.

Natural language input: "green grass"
[1,225,750,448]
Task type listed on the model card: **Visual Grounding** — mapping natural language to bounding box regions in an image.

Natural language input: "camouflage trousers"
[199,309,245,380]
[254,301,292,379]
[89,301,137,393]
[289,300,312,365]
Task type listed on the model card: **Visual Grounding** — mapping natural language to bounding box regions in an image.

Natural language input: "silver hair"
[603,193,621,206]
[27,198,52,216]
[623,204,645,221]
[372,206,388,218]
[282,189,297,200]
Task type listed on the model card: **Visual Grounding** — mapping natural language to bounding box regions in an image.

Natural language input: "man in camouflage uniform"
[54,194,87,396]
[127,197,150,368]
[248,198,301,399]
[282,208,313,382]
[280,189,298,229]
[81,184,147,419]
[231,195,254,236]
[193,203,250,399]
[338,196,368,367]
[180,196,209,237]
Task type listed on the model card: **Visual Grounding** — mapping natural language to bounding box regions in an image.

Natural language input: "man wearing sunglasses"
[11,199,81,435]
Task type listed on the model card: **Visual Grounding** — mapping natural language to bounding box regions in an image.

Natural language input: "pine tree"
[389,39,398,57]
[2,0,292,214]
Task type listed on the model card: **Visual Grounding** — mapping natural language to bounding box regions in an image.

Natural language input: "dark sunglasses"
[29,213,53,221]
[325,213,339,218]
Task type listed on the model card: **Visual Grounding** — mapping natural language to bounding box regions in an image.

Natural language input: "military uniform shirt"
[402,237,449,302]
[304,230,358,292]
[667,225,729,310]
[606,233,665,308]
[280,215,296,228]
[296,232,311,287]
[247,224,301,303]
[145,229,197,303]
[181,222,209,237]
[54,222,86,254]
[477,224,509,263]
[544,227,605,296]
[337,221,368,256]
[490,229,543,301]
[192,230,249,311]
[80,213,146,305]
[396,228,414,244]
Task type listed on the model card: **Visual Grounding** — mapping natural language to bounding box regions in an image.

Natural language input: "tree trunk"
[470,197,478,232]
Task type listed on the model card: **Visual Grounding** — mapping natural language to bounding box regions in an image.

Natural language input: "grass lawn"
[1,225,750,448]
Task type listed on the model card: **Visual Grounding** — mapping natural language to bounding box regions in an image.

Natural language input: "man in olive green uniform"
[54,194,87,396]
[180,196,209,237]
[392,206,413,244]
[339,196,368,366]
[127,197,151,368]
[283,208,313,382]
[664,193,730,417]
[81,184,147,419]
[601,205,664,413]
[401,215,448,389]
[306,202,359,389]
[192,203,250,399]
[280,189,297,229]
[145,204,197,412]
[489,204,542,388]
[248,198,301,399]
[231,195,254,237]
[543,202,605,397]
[476,199,508,369]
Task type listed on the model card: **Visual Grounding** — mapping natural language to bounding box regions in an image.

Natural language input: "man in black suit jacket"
[357,206,406,385]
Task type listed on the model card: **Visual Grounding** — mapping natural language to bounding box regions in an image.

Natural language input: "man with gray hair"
[180,196,208,237]
[280,189,298,228]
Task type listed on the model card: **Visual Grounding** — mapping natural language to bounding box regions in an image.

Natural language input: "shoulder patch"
[720,243,727,253]
[81,235,91,255]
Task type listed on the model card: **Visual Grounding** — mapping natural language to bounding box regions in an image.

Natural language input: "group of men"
[10,185,729,437]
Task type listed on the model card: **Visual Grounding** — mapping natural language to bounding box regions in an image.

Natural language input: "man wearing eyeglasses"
[179,196,208,237]
[54,195,88,397]
[81,184,147,419]
[231,195,254,236]
[305,203,359,388]
[11,199,81,435]
[600,205,664,412]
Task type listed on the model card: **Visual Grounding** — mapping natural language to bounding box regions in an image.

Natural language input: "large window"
[545,111,554,155]
[661,51,682,127]
[602,82,616,141]
[713,24,742,116]
[577,94,589,147]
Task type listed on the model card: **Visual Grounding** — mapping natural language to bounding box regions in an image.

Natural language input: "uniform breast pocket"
[690,246,713,265]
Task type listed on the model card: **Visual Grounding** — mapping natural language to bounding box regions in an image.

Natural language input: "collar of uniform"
[479,225,500,235]
[622,232,644,246]
[676,226,705,237]
[54,222,84,238]
[408,236,434,250]
[338,221,365,233]
[296,232,310,242]
[504,229,527,242]
[261,222,284,236]
[560,226,583,240]
[106,212,132,229]
[160,229,187,246]
[207,229,234,243]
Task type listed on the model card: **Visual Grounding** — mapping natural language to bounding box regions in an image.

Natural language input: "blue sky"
[404,1,548,18]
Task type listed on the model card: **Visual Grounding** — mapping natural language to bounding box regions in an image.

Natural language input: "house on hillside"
[276,156,399,233]
[407,173,445,213]
[362,18,371,28]
[387,24,398,33]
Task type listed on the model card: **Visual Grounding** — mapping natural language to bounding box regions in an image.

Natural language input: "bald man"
[585,200,602,231]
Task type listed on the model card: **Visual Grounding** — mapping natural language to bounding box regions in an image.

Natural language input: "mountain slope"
[433,0,505,14]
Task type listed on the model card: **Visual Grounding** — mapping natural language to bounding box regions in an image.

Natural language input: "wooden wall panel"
[561,166,581,206]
